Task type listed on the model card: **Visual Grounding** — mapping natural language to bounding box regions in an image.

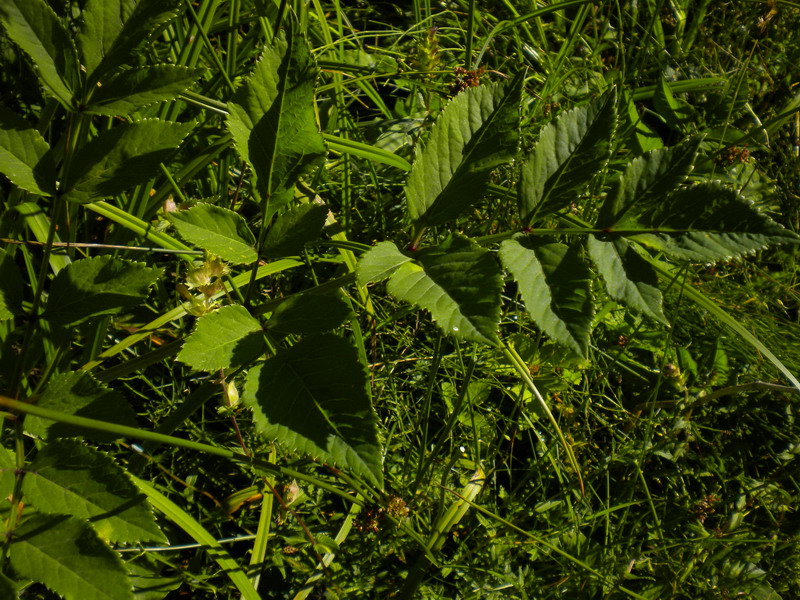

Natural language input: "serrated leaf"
[356,241,413,284]
[0,104,56,196]
[86,65,201,116]
[262,204,327,259]
[79,0,182,84]
[0,249,24,320]
[500,237,593,357]
[587,235,667,324]
[168,203,257,264]
[406,73,522,226]
[0,0,80,106]
[631,182,800,262]
[226,25,326,212]
[521,88,616,222]
[25,372,138,442]
[243,334,382,487]
[622,89,663,153]
[62,119,193,204]
[597,138,700,228]
[653,77,695,132]
[23,440,165,544]
[267,292,353,336]
[178,305,265,371]
[10,513,133,600]
[378,235,502,346]
[43,256,160,325]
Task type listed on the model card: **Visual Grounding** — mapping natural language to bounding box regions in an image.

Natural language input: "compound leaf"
[169,203,257,264]
[0,0,80,106]
[62,119,193,204]
[597,137,700,228]
[0,104,56,196]
[25,372,138,443]
[373,235,502,346]
[521,88,616,222]
[23,440,165,544]
[10,513,132,600]
[178,305,266,371]
[406,72,522,226]
[42,256,160,326]
[227,25,325,213]
[500,237,593,357]
[86,65,201,116]
[243,334,383,487]
[631,182,800,262]
[587,235,667,324]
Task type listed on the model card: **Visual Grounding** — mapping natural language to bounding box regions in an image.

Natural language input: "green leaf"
[621,89,663,153]
[0,573,16,598]
[177,305,266,371]
[499,237,593,357]
[405,72,522,226]
[23,440,166,544]
[0,104,56,195]
[267,292,353,336]
[597,138,700,228]
[356,241,414,284]
[226,25,326,211]
[0,444,15,500]
[10,513,133,600]
[86,65,202,116]
[0,0,80,106]
[25,372,138,442]
[521,88,616,222]
[262,203,328,259]
[366,235,502,346]
[631,182,800,262]
[243,334,383,487]
[587,235,667,324]
[78,0,182,84]
[62,119,193,204]
[0,249,24,320]
[653,76,695,132]
[43,255,160,325]
[168,203,257,264]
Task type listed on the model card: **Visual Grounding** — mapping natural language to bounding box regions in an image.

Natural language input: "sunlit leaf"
[587,235,667,324]
[169,203,257,264]
[405,72,522,226]
[227,24,325,213]
[23,440,166,544]
[178,305,266,371]
[10,513,132,600]
[362,235,502,346]
[500,237,593,357]
[521,88,616,222]
[0,104,56,196]
[243,334,383,487]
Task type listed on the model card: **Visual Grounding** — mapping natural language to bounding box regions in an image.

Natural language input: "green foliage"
[0,1,799,598]
[243,334,383,487]
[42,256,161,325]
[168,203,257,264]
